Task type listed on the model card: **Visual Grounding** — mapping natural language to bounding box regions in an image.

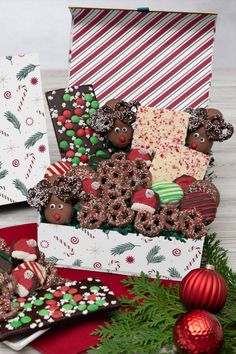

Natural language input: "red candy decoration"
[180,265,228,313]
[68,288,78,295]
[73,294,83,302]
[53,291,63,298]
[66,150,75,158]
[173,309,224,354]
[51,310,63,319]
[59,285,69,292]
[85,127,93,135]
[76,98,85,105]
[88,294,97,301]
[65,122,74,130]
[63,110,72,118]
[80,155,88,163]
[46,300,57,305]
[74,108,83,116]
[57,115,66,124]
[76,128,85,137]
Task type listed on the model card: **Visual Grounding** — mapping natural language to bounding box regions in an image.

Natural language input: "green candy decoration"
[11,320,22,328]
[78,147,86,154]
[74,138,83,146]
[63,93,71,101]
[89,108,97,115]
[66,130,75,137]
[87,304,99,312]
[39,309,50,316]
[63,304,73,310]
[59,140,68,150]
[72,156,80,165]
[90,136,99,145]
[84,93,93,102]
[77,303,86,311]
[44,293,54,300]
[24,303,32,309]
[96,299,106,306]
[86,118,91,126]
[91,100,99,109]
[96,150,106,157]
[34,299,43,306]
[12,301,20,308]
[63,293,73,300]
[90,286,100,293]
[71,115,80,123]
[21,316,32,324]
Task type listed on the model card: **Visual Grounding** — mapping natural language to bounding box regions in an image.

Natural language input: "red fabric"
[0,224,178,354]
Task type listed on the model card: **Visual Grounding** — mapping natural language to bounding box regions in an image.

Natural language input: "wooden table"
[0,70,235,353]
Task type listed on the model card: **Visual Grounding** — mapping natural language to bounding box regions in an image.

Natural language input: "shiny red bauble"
[180,265,228,313]
[173,309,224,354]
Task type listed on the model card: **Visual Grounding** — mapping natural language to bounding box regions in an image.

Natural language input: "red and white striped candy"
[44,161,72,179]
[15,261,46,286]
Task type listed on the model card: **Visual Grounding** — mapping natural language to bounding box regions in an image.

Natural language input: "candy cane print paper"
[0,54,50,206]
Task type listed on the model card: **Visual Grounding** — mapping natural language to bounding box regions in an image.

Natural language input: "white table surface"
[0,69,235,354]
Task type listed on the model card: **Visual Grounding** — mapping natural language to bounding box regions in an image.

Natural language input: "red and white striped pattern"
[16,261,46,285]
[69,8,216,110]
[44,161,72,179]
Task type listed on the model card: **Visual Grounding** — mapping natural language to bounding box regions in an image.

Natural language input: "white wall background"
[0,0,235,70]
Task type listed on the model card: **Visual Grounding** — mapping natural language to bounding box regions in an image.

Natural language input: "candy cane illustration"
[81,227,95,239]
[25,153,35,179]
[184,246,202,272]
[53,235,74,257]
[17,85,28,112]
[108,259,121,272]
[36,110,45,117]
[0,193,16,204]
[0,130,9,137]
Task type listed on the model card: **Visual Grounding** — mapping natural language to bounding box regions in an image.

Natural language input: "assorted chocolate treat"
[46,85,111,166]
[0,237,119,340]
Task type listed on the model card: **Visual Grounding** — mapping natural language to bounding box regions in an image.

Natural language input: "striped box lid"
[69,7,217,110]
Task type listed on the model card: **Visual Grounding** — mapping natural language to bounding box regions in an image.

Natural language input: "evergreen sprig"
[72,259,82,267]
[111,242,139,256]
[0,170,8,179]
[45,256,59,264]
[4,111,21,133]
[6,56,13,65]
[12,179,28,197]
[24,132,46,149]
[146,245,165,264]
[16,64,38,81]
[168,267,181,279]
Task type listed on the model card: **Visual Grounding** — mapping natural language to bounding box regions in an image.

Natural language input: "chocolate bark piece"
[0,278,119,341]
[46,86,111,166]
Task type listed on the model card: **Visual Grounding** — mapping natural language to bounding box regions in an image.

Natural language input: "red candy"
[57,115,66,124]
[85,127,93,135]
[46,299,57,305]
[59,285,70,292]
[73,294,83,302]
[48,305,59,311]
[63,110,72,118]
[66,150,75,158]
[74,108,83,116]
[76,98,85,105]
[53,291,63,298]
[52,310,63,319]
[17,297,26,303]
[80,155,88,163]
[68,288,78,295]
[76,128,85,137]
[88,294,97,301]
[65,122,74,130]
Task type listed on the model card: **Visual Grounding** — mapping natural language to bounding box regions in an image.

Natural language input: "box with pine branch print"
[0,53,50,206]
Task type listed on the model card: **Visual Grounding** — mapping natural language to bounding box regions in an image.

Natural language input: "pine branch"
[4,111,21,133]
[0,170,8,179]
[146,245,165,265]
[168,267,181,279]
[16,64,38,81]
[12,179,28,197]
[45,256,59,264]
[111,242,139,256]
[24,132,46,149]
[72,259,82,267]
[6,56,12,65]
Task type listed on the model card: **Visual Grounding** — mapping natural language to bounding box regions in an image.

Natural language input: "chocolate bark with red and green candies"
[46,86,111,166]
[0,278,119,341]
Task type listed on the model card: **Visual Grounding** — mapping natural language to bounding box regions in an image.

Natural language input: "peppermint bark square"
[132,107,189,153]
[46,86,111,166]
[150,142,210,183]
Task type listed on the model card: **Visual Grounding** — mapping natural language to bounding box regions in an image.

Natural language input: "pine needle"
[0,170,8,179]
[111,242,139,256]
[4,111,21,133]
[12,179,28,197]
[24,132,45,149]
[16,64,38,81]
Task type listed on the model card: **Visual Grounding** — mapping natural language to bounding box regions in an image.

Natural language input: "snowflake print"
[30,77,38,85]
[126,256,135,264]
[38,145,46,153]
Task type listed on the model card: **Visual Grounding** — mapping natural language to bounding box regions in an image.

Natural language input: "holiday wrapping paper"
[132,106,189,153]
[0,54,50,206]
[69,7,217,109]
[38,223,204,281]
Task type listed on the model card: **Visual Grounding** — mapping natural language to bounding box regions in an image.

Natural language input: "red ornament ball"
[85,127,94,136]
[173,309,224,354]
[180,265,228,312]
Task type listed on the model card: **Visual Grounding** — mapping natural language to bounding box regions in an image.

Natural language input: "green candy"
[44,293,54,300]
[63,304,73,311]
[87,304,99,312]
[152,181,184,206]
[34,299,43,306]
[86,118,91,126]
[38,309,50,316]
[59,140,68,150]
[89,108,97,115]
[90,136,99,145]
[63,93,71,101]
[90,286,100,293]
[77,304,86,311]
[96,299,106,306]
[96,150,106,157]
[70,300,77,306]
[66,129,75,137]
[24,303,32,309]
[72,156,80,165]
[12,301,20,308]
[21,316,32,324]
[91,100,99,109]
[71,115,79,123]
[74,138,83,146]
[63,293,73,300]
[84,93,93,102]
[78,147,86,154]
[11,320,22,328]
